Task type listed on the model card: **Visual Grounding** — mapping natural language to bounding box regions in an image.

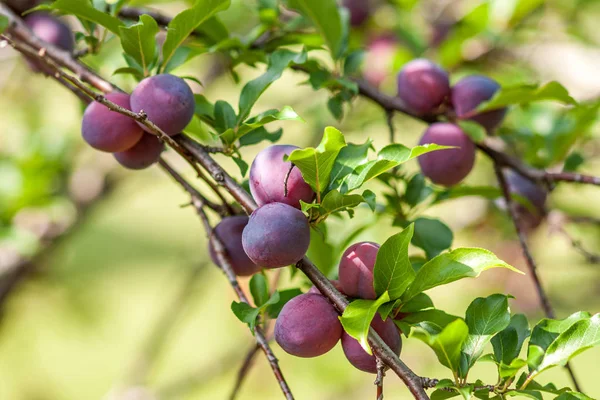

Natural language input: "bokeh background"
[1,0,600,399]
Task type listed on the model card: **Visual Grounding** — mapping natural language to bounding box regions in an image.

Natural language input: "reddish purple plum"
[242,202,310,268]
[249,145,315,209]
[24,13,74,52]
[342,0,371,26]
[81,93,144,152]
[504,170,547,231]
[209,216,261,277]
[451,75,507,132]
[275,293,343,357]
[113,133,163,170]
[364,35,398,88]
[341,315,402,373]
[130,74,195,136]
[396,59,450,116]
[417,123,475,187]
[338,242,380,300]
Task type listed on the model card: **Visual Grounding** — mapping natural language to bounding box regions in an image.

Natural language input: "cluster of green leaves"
[231,273,301,333]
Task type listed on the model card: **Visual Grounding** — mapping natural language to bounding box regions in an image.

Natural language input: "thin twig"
[157,159,294,400]
[375,358,386,400]
[493,165,582,392]
[386,110,395,144]
[559,228,600,264]
[229,344,261,400]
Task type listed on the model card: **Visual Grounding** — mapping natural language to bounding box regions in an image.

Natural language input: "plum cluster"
[80,74,195,169]
[275,241,402,374]
[396,59,507,186]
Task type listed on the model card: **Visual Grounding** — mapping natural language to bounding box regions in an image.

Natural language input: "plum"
[451,75,507,132]
[342,0,371,26]
[338,241,379,300]
[504,170,547,230]
[396,59,450,116]
[275,293,343,357]
[81,93,144,152]
[209,216,261,276]
[130,74,195,136]
[113,133,163,170]
[24,13,74,52]
[417,123,475,187]
[242,202,310,268]
[364,35,398,88]
[249,145,315,209]
[341,314,401,373]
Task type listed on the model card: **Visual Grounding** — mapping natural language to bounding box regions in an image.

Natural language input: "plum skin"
[504,170,547,230]
[249,145,315,209]
[342,0,370,26]
[81,93,144,152]
[339,242,380,300]
[208,216,261,277]
[130,74,195,136]
[451,75,507,132]
[242,202,310,268]
[275,293,343,358]
[417,123,476,187]
[341,315,402,373]
[397,59,450,116]
[114,133,164,170]
[24,13,74,52]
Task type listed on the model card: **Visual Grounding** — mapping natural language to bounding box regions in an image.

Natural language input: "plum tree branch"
[158,159,295,400]
[493,164,582,392]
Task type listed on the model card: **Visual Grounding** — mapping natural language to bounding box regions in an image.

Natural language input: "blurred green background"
[1,0,600,399]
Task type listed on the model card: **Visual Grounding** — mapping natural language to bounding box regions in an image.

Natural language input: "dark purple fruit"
[417,123,475,187]
[396,59,450,116]
[342,0,371,26]
[451,75,507,132]
[82,93,144,152]
[209,216,261,277]
[338,242,380,300]
[130,74,195,136]
[249,145,315,209]
[113,133,163,170]
[341,315,401,373]
[242,202,310,268]
[275,293,342,357]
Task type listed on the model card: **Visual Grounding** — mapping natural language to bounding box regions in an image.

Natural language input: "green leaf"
[373,224,415,300]
[398,309,460,335]
[287,127,347,198]
[431,389,461,400]
[527,311,591,371]
[506,390,543,400]
[399,293,434,313]
[314,189,373,219]
[554,392,594,400]
[222,106,303,146]
[231,291,280,333]
[344,50,365,76]
[161,0,231,70]
[533,314,600,375]
[249,273,269,307]
[412,318,470,373]
[412,217,453,259]
[402,248,522,301]
[266,288,302,318]
[498,358,528,380]
[328,140,372,192]
[492,314,530,365]
[287,0,346,59]
[214,100,237,133]
[0,15,9,34]
[404,174,433,206]
[340,292,390,354]
[342,143,451,192]
[119,14,158,75]
[458,120,487,143]
[239,127,283,147]
[460,294,511,377]
[237,49,307,123]
[36,0,124,34]
[476,82,577,112]
[112,66,144,80]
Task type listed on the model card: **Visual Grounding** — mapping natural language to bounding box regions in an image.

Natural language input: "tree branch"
[158,159,295,400]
